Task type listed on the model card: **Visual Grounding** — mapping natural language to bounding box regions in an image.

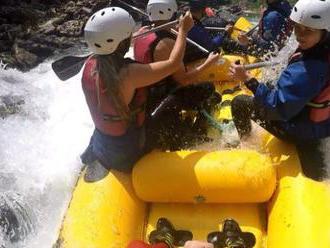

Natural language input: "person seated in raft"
[236,0,292,58]
[184,0,234,63]
[229,0,330,181]
[80,7,194,175]
[134,0,221,150]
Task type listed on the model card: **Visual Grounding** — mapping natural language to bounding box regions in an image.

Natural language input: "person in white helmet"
[229,0,330,181]
[134,0,221,150]
[80,7,193,178]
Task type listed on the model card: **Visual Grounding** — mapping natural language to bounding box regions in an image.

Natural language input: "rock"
[0,192,36,244]
[0,40,11,52]
[0,95,25,119]
[56,20,83,37]
[13,44,39,71]
[0,0,110,71]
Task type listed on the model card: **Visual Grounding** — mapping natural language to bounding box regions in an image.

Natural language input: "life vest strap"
[307,100,330,109]
[102,104,146,122]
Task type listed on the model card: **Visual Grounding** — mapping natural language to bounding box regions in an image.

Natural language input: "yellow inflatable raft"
[54,59,330,248]
[54,18,330,248]
[55,136,330,248]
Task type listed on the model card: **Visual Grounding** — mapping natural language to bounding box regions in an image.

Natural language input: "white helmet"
[84,7,136,55]
[147,0,178,21]
[290,0,330,31]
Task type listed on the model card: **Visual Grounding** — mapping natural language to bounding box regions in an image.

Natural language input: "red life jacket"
[307,53,330,123]
[289,51,330,123]
[82,58,147,136]
[134,32,158,63]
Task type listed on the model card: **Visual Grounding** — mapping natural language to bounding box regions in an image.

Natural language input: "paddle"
[245,24,258,36]
[205,26,244,32]
[243,60,279,70]
[52,19,179,81]
[115,0,210,54]
[205,25,258,35]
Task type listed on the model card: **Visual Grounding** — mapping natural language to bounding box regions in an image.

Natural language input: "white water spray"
[0,60,93,247]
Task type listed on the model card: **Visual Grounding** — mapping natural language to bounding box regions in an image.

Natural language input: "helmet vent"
[294,6,297,12]
[159,10,164,14]
[168,8,172,11]
[112,8,116,11]
[311,15,321,19]
[91,15,96,21]
[94,43,101,48]
[107,39,114,42]
[101,11,105,16]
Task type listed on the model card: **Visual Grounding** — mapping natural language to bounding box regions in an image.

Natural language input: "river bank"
[0,0,111,71]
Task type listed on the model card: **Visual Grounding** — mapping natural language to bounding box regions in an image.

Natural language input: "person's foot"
[149,218,193,247]
[207,219,256,248]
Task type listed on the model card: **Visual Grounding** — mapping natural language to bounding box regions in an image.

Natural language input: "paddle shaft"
[205,26,242,32]
[244,61,280,70]
[133,19,179,39]
[205,24,258,36]
[245,24,258,36]
[116,0,210,54]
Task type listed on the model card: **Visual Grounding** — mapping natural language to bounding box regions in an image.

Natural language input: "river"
[0,59,93,247]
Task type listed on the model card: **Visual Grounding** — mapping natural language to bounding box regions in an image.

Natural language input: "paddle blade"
[231,16,253,40]
[51,55,90,81]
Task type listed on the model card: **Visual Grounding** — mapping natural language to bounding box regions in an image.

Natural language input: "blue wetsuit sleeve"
[262,12,284,42]
[212,34,225,48]
[253,60,329,121]
[188,25,224,51]
[250,12,286,54]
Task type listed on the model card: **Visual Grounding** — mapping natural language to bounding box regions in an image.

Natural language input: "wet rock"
[0,0,112,71]
[0,192,36,244]
[0,95,25,119]
[12,44,39,71]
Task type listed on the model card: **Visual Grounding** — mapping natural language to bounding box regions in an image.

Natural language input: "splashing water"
[0,60,93,247]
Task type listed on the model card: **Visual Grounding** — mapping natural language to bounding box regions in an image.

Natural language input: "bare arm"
[153,38,220,86]
[125,11,193,89]
[174,52,220,85]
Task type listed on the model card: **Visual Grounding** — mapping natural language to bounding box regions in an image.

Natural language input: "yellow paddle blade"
[231,17,253,40]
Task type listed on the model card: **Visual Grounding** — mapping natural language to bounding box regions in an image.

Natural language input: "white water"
[0,60,93,247]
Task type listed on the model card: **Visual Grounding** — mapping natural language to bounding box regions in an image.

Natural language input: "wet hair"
[93,37,131,121]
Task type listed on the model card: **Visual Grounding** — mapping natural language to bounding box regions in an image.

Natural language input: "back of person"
[230,0,330,180]
[134,0,221,150]
[185,0,223,63]
[258,0,292,48]
[82,58,147,137]
[80,6,194,173]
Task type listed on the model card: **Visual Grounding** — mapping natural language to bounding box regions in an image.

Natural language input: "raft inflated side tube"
[56,170,147,248]
[132,150,276,203]
[186,55,261,83]
[267,176,330,248]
